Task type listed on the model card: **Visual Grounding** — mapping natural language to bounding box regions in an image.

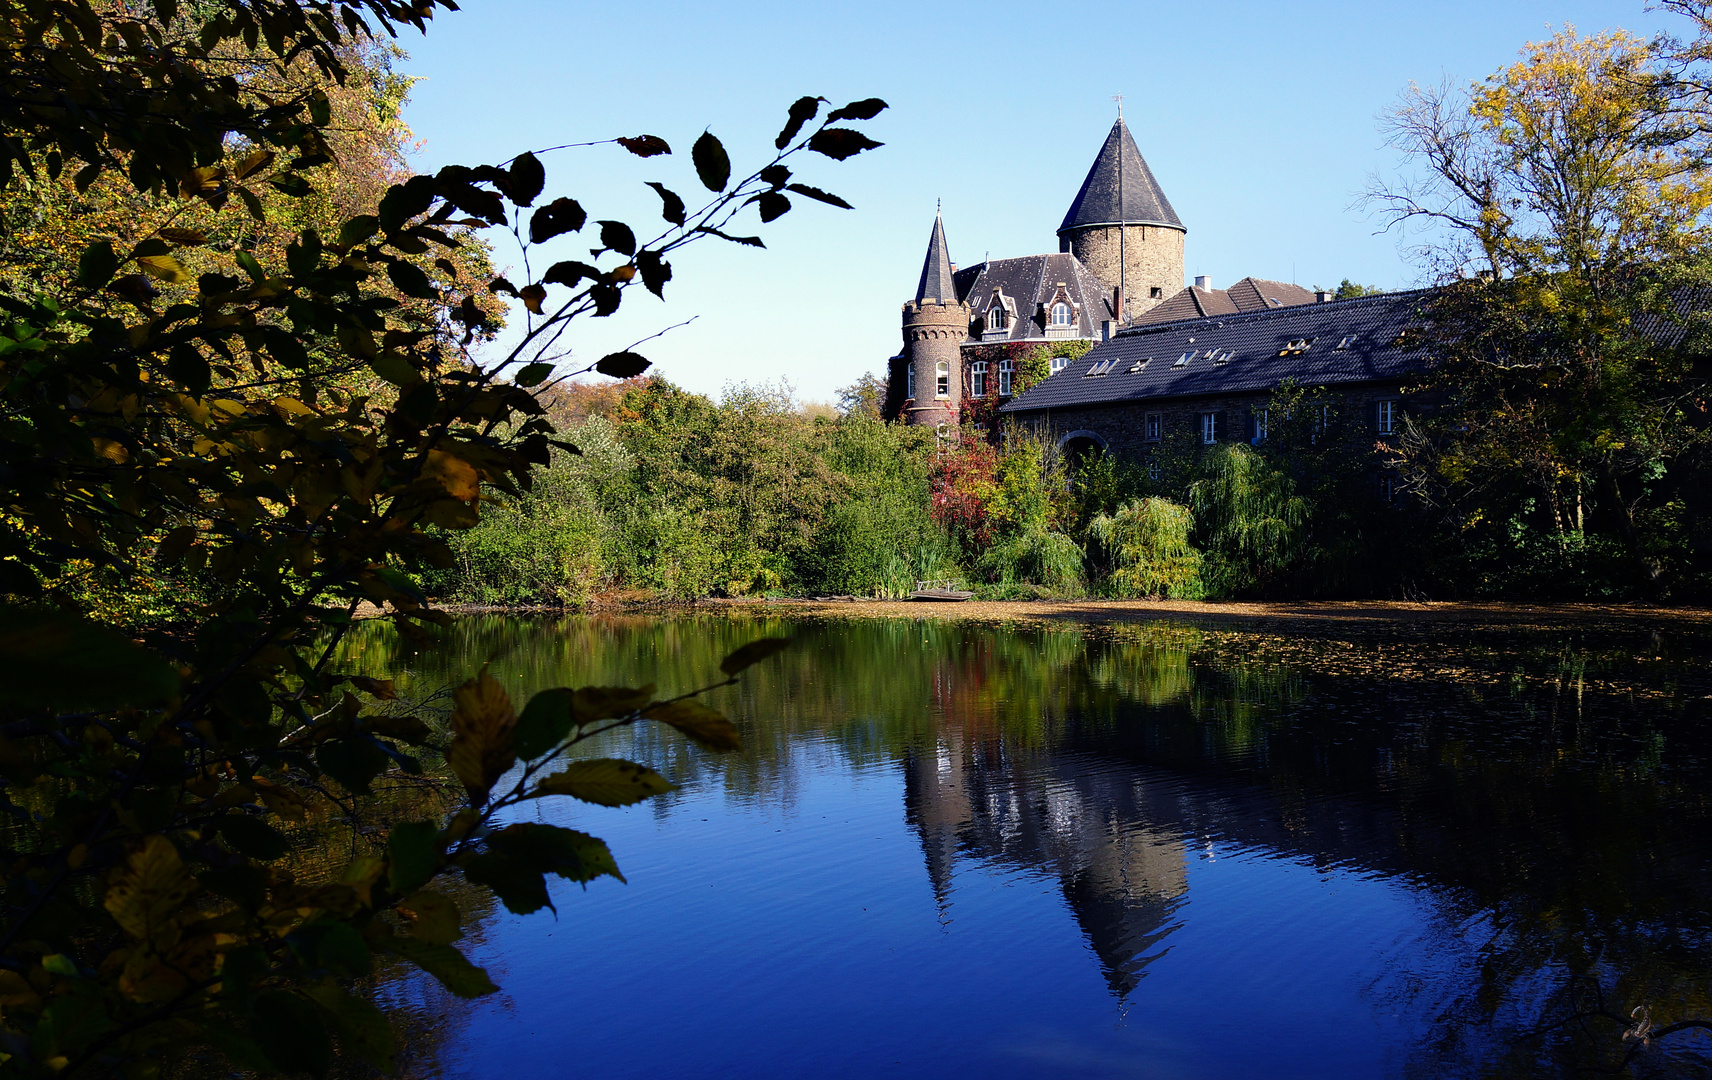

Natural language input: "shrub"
[1089,498,1205,598]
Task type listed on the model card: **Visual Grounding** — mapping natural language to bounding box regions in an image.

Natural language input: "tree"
[0,1,885,1073]
[1363,24,1712,596]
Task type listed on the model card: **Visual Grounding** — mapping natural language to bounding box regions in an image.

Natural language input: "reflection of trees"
[336,613,1712,1075]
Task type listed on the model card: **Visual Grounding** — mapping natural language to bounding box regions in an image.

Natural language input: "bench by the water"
[909,579,974,602]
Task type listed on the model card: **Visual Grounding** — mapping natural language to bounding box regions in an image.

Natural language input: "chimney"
[1315,290,1333,303]
[1194,275,1211,290]
[1101,320,1113,341]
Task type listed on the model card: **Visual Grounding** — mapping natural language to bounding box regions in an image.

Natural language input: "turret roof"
[1058,119,1184,235]
[914,211,957,304]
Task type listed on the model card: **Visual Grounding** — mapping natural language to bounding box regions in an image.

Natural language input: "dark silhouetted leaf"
[528,197,587,245]
[289,920,370,978]
[487,822,624,885]
[636,250,672,298]
[303,984,395,1070]
[776,95,824,149]
[77,241,119,290]
[395,889,461,944]
[786,183,854,210]
[0,606,177,711]
[644,700,741,752]
[760,164,790,188]
[826,97,888,123]
[387,261,437,300]
[692,131,730,192]
[378,176,437,233]
[462,852,550,914]
[595,352,650,378]
[597,220,637,256]
[616,134,671,157]
[756,192,790,223]
[507,151,545,207]
[487,275,519,296]
[529,759,676,807]
[720,636,793,675]
[590,283,621,316]
[387,821,441,894]
[316,737,392,796]
[218,815,290,861]
[374,937,497,998]
[519,284,546,314]
[645,182,685,225]
[168,343,211,396]
[515,362,554,387]
[808,128,883,160]
[542,260,601,288]
[515,687,575,760]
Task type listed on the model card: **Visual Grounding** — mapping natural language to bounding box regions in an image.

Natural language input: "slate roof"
[1135,277,1318,326]
[953,253,1115,343]
[914,212,957,304]
[1000,289,1435,413]
[1058,119,1184,235]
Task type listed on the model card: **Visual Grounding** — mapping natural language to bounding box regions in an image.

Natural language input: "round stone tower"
[901,211,968,427]
[1058,118,1185,321]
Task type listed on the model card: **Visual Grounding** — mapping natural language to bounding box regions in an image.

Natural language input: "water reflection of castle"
[903,729,1188,997]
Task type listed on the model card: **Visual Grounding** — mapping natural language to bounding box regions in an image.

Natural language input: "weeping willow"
[1187,445,1312,596]
[1088,497,1205,598]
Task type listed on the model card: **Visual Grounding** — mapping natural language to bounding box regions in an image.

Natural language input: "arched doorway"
[1058,429,1107,465]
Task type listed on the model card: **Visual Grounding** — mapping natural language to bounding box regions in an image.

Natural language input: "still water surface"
[342,613,1712,1079]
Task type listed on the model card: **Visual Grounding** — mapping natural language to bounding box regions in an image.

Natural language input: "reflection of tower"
[903,733,1188,997]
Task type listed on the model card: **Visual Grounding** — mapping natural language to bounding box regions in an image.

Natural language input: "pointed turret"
[1058,119,1183,234]
[894,208,970,427]
[914,210,957,303]
[1058,119,1186,320]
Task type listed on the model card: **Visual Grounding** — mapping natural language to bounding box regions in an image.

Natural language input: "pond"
[339,611,1712,1079]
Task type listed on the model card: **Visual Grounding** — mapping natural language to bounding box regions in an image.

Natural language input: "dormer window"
[1050,355,1068,374]
[987,306,1008,332]
[1051,302,1073,326]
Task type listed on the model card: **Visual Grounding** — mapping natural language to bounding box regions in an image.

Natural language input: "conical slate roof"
[1058,119,1184,235]
[914,211,957,303]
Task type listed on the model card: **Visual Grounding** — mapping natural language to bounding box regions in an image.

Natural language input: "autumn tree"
[1364,26,1712,595]
[0,1,885,1074]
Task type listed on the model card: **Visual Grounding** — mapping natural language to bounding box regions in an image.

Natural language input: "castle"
[886,116,1433,473]
[885,117,1323,429]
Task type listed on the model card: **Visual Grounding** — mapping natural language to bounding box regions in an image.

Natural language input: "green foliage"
[1186,445,1313,598]
[0,1,886,1072]
[1333,279,1384,299]
[1088,498,1204,599]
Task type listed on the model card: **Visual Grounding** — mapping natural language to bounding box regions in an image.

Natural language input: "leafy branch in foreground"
[0,2,885,1074]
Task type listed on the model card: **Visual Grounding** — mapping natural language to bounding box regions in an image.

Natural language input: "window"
[1050,355,1068,374]
[1312,403,1332,443]
[1149,287,1163,299]
[1147,457,1162,481]
[1252,408,1268,443]
[1084,358,1116,377]
[906,365,914,400]
[1051,302,1072,326]
[987,303,1008,332]
[935,361,950,398]
[971,360,987,398]
[1144,412,1161,441]
[1173,351,1195,367]
[1380,477,1397,502]
[998,359,1014,395]
[1377,399,1397,434]
[1201,411,1219,445]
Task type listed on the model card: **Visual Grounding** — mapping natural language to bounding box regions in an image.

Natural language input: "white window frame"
[1200,411,1218,445]
[1144,411,1161,441]
[1051,302,1072,326]
[906,365,914,400]
[1050,354,1068,374]
[935,360,950,399]
[971,360,987,398]
[1377,399,1397,435]
[987,303,1008,332]
[998,359,1014,395]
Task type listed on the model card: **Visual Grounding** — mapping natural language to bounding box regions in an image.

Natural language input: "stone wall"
[1064,224,1184,318]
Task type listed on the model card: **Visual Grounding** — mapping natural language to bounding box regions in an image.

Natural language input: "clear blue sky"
[399,0,1674,403]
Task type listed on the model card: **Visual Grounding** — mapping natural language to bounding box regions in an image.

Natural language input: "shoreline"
[380,597,1712,633]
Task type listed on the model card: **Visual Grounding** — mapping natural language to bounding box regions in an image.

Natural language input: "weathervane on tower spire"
[1112,93,1124,119]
